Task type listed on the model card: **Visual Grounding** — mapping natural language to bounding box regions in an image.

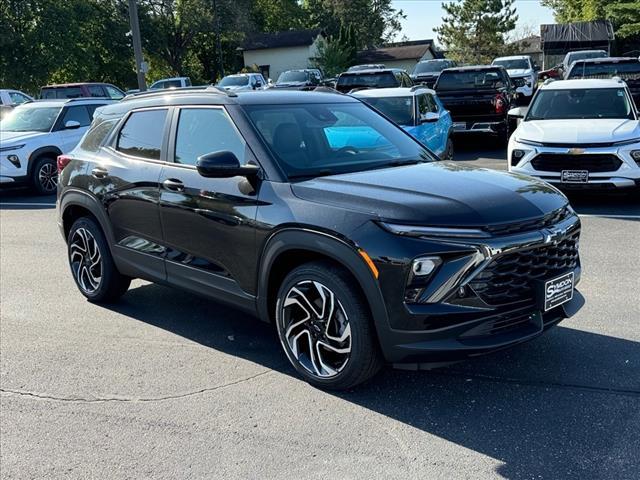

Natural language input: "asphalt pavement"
[1,142,639,479]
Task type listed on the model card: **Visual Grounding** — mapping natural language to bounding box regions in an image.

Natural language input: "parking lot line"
[0,202,56,207]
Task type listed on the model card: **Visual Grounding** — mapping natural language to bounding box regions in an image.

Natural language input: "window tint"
[418,94,438,115]
[527,88,634,120]
[80,119,118,152]
[568,61,640,79]
[58,87,83,98]
[117,109,168,160]
[175,108,246,166]
[337,72,398,89]
[8,92,30,104]
[361,96,414,125]
[88,85,104,97]
[105,85,124,99]
[61,106,91,126]
[436,70,505,90]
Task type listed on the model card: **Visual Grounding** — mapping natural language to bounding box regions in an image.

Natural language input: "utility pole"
[128,0,147,91]
[213,0,224,80]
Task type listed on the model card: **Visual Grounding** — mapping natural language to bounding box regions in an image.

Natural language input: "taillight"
[57,155,71,173]
[494,94,506,115]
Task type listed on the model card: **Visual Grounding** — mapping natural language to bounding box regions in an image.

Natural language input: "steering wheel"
[336,146,359,155]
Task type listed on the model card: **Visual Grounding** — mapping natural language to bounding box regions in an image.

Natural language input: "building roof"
[241,29,324,51]
[357,40,435,63]
[509,36,542,54]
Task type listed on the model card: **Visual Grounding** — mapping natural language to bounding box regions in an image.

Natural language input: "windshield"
[413,62,448,74]
[527,88,634,120]
[0,105,60,132]
[218,76,250,87]
[567,61,640,79]
[567,51,606,65]
[278,71,308,83]
[436,69,506,90]
[493,59,529,70]
[337,72,397,89]
[244,102,433,178]
[359,96,414,125]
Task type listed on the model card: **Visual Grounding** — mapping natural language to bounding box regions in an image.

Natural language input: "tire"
[30,156,58,195]
[442,137,454,160]
[275,260,382,390]
[67,217,131,303]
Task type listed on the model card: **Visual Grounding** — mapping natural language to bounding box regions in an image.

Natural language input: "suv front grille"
[469,230,580,306]
[484,207,571,236]
[531,153,621,172]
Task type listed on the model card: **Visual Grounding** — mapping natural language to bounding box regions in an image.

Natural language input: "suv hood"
[291,162,566,227]
[0,130,48,145]
[517,119,640,144]
[507,68,532,77]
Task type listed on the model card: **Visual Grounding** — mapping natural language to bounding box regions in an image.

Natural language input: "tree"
[434,0,518,64]
[606,2,640,38]
[251,0,305,32]
[312,23,357,77]
[303,0,405,49]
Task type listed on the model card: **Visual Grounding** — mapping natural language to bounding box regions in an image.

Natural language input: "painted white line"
[578,214,640,219]
[0,202,56,207]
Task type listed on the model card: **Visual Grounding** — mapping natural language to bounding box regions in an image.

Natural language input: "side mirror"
[420,112,440,123]
[534,64,541,72]
[507,106,528,118]
[196,151,259,178]
[64,120,81,129]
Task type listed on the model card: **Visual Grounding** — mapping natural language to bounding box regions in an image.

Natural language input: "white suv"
[492,55,538,100]
[0,98,113,194]
[508,78,640,191]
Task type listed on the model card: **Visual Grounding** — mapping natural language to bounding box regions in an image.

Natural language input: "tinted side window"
[60,87,83,98]
[88,85,104,97]
[61,106,91,126]
[174,108,247,166]
[105,85,124,99]
[117,109,168,160]
[80,119,118,152]
[40,89,56,99]
[9,92,30,104]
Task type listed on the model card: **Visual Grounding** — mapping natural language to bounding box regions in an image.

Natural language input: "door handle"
[91,167,108,179]
[162,178,184,192]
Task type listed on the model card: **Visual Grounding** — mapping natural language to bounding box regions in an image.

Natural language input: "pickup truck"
[434,65,517,141]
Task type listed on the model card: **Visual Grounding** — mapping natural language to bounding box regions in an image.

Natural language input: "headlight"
[379,222,490,239]
[0,144,25,152]
[515,138,543,147]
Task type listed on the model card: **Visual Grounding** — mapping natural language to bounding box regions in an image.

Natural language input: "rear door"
[88,107,170,282]
[157,106,260,306]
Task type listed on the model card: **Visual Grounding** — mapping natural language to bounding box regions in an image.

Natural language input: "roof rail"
[122,85,237,101]
[612,76,624,83]
[410,84,431,92]
[65,96,112,102]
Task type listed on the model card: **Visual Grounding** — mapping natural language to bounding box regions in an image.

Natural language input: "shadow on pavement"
[0,188,55,209]
[106,282,640,479]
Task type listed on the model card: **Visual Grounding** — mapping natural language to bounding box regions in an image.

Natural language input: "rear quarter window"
[79,118,119,152]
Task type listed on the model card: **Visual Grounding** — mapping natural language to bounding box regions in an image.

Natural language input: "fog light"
[631,150,640,165]
[7,154,20,168]
[511,149,526,166]
[412,256,441,276]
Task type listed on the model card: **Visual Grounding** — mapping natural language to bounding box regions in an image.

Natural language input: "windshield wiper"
[288,169,335,180]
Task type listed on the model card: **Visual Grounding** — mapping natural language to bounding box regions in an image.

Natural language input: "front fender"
[256,228,391,346]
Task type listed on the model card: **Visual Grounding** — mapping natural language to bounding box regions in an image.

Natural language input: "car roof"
[442,65,503,72]
[493,55,529,61]
[571,57,638,65]
[41,82,113,88]
[565,50,607,57]
[18,98,111,107]
[540,79,627,90]
[351,86,435,98]
[103,88,358,115]
[341,68,404,75]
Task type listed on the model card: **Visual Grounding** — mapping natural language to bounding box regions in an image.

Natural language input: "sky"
[392,0,556,42]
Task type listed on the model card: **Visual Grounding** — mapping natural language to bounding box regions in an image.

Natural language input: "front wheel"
[275,261,382,390]
[67,217,131,302]
[30,156,57,195]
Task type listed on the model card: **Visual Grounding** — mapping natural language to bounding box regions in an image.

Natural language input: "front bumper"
[355,211,583,364]
[509,141,640,190]
[452,119,507,135]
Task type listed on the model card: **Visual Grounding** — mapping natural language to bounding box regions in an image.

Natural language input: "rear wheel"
[442,137,454,160]
[30,156,57,195]
[67,217,130,302]
[275,261,382,390]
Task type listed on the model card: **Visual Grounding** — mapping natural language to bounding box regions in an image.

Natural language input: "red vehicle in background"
[40,82,125,100]
[538,65,562,81]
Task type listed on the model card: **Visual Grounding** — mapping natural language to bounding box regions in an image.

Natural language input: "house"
[240,29,325,81]
[356,40,437,72]
[540,20,615,69]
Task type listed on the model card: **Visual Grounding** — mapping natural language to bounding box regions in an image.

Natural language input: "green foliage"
[606,2,640,38]
[312,37,353,77]
[542,0,640,38]
[435,0,518,64]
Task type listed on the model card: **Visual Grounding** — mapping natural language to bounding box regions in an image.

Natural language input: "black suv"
[57,88,583,389]
[335,68,414,93]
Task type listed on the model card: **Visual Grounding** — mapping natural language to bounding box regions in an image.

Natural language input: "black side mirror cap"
[196,151,260,178]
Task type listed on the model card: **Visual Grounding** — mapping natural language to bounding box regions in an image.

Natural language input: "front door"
[158,106,260,307]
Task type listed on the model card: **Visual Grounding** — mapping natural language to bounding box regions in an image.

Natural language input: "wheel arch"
[28,146,62,176]
[257,229,390,341]
[59,189,115,248]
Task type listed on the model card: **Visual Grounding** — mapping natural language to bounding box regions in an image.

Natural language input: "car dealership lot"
[1,147,639,479]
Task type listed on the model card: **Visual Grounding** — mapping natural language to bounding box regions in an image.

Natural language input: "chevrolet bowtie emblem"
[567,148,584,155]
[543,226,565,245]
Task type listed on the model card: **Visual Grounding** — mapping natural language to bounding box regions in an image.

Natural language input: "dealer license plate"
[543,272,574,311]
[561,170,589,183]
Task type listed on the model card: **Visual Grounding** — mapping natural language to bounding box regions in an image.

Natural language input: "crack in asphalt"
[0,370,273,403]
[432,370,640,398]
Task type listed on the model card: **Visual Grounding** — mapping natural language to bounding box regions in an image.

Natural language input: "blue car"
[352,86,454,159]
